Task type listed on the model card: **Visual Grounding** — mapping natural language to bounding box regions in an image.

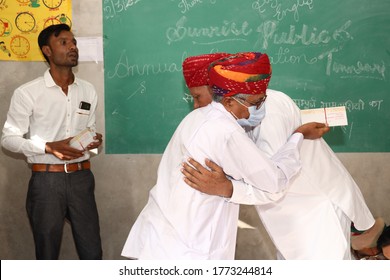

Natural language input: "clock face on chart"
[10,35,30,57]
[43,17,62,29]
[0,19,5,36]
[42,0,63,9]
[15,12,36,33]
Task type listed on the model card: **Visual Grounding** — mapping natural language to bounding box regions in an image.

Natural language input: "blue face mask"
[236,104,266,127]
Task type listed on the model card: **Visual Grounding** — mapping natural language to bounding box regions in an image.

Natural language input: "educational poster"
[0,0,72,61]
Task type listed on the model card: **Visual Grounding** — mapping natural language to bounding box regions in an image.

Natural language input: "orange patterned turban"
[182,53,230,88]
[208,52,272,97]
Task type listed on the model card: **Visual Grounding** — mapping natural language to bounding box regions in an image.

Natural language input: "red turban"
[208,52,272,96]
[182,53,230,88]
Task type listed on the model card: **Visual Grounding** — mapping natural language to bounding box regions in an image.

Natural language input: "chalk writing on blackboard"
[256,20,352,49]
[166,16,253,45]
[293,98,383,112]
[182,93,193,103]
[177,0,214,14]
[252,0,314,22]
[103,0,142,19]
[341,122,354,140]
[107,50,184,79]
[111,81,147,120]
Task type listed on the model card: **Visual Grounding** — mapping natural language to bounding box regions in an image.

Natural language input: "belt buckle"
[64,162,83,173]
[64,163,75,174]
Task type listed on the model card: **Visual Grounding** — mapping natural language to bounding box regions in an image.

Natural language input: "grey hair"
[212,93,249,103]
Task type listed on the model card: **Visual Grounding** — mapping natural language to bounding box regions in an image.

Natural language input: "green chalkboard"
[103,0,390,154]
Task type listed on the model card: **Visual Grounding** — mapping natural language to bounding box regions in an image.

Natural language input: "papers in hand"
[301,106,348,127]
[69,128,96,150]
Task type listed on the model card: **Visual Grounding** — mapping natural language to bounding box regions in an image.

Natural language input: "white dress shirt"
[122,101,303,259]
[1,69,97,164]
[234,89,375,259]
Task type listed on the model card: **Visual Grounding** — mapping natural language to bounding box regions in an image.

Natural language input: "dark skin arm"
[45,132,103,160]
[293,121,330,139]
[182,122,329,197]
[182,158,233,198]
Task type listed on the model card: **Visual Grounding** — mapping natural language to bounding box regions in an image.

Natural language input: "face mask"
[236,104,266,127]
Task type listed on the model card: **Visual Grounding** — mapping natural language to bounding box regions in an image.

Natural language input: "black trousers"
[26,169,102,260]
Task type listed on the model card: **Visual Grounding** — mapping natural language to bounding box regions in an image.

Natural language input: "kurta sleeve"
[229,179,285,205]
[221,129,303,204]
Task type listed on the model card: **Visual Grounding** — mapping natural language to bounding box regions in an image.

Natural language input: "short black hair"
[38,24,71,62]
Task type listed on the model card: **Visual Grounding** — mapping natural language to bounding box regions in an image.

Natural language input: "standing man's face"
[189,85,213,109]
[43,30,79,67]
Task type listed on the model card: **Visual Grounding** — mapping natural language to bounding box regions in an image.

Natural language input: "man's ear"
[222,97,234,108]
[41,45,52,59]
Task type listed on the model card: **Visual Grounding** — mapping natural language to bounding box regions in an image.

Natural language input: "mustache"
[68,50,79,58]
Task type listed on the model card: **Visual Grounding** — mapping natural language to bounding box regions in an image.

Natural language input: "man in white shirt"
[121,52,328,259]
[1,24,103,259]
[181,53,377,259]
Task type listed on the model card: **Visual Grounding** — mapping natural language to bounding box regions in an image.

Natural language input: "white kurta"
[122,101,303,260]
[243,89,375,259]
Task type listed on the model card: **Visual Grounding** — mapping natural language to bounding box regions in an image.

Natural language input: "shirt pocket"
[75,108,90,130]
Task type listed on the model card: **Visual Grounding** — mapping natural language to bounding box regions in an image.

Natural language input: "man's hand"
[86,132,103,150]
[181,158,233,198]
[45,138,84,160]
[294,122,330,139]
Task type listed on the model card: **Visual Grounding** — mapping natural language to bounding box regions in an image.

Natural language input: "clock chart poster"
[0,0,72,61]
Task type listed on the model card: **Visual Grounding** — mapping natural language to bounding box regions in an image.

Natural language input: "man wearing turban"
[121,52,328,259]
[181,52,378,260]
[182,52,229,109]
